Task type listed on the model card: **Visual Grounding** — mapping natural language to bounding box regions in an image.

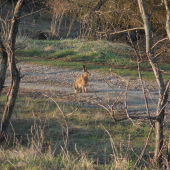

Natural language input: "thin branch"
[127,31,154,126]
[124,80,135,125]
[0,0,8,10]
[98,104,110,114]
[122,142,149,165]
[96,27,144,35]
[66,108,78,117]
[133,125,154,168]
[155,79,170,121]
[110,68,129,83]
[104,80,119,96]
[129,115,156,120]
[101,124,119,160]
[145,88,157,106]
[7,8,46,21]
[151,37,168,50]
[154,48,166,59]
[43,94,69,154]
[89,84,112,108]
[154,142,168,166]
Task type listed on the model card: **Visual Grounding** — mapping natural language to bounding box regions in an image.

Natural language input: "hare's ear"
[83,65,87,72]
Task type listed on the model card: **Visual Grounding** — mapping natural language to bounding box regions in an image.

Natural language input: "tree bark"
[164,0,170,166]
[164,0,170,40]
[138,0,169,166]
[51,9,59,39]
[0,0,25,142]
[0,40,7,95]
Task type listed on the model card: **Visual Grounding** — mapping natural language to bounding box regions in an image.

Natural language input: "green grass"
[1,38,169,169]
[0,95,153,169]
[0,92,163,169]
[16,38,170,81]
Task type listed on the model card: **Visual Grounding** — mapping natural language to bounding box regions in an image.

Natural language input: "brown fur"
[73,65,90,93]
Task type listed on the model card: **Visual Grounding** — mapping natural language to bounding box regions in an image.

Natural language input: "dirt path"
[4,62,160,114]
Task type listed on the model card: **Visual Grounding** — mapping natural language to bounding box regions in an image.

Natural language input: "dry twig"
[133,125,154,168]
[43,94,69,154]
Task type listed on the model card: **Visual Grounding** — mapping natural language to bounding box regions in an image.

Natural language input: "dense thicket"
[42,0,166,39]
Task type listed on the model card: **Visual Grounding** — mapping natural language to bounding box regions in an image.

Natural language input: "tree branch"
[134,125,154,168]
[151,37,169,50]
[12,8,46,21]
[96,27,144,35]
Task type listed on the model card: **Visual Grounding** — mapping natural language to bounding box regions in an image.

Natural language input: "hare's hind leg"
[75,89,78,93]
[82,85,87,93]
[82,85,85,93]
[74,87,79,93]
[84,86,87,93]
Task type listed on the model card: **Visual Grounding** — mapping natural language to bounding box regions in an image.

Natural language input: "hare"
[73,65,90,93]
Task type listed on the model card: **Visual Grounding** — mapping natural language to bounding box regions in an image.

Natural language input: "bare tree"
[44,0,69,39]
[137,0,170,167]
[0,0,44,142]
[104,0,170,167]
[164,0,170,165]
[0,0,25,142]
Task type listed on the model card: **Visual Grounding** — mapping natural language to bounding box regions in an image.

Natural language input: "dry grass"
[0,90,153,169]
[44,45,54,51]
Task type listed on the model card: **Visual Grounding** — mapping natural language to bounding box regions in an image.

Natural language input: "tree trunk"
[0,0,24,142]
[164,0,170,166]
[164,0,170,40]
[0,40,8,95]
[51,9,59,39]
[57,10,65,35]
[138,0,169,166]
[0,56,20,141]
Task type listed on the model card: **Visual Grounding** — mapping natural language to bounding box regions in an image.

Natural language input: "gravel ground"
[17,63,158,91]
[3,62,162,117]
